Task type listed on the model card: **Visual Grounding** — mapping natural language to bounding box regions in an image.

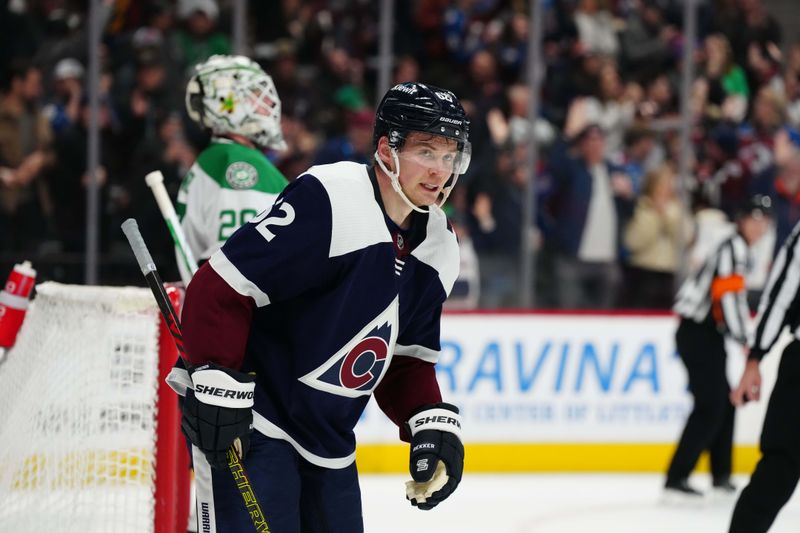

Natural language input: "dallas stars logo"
[226,162,258,189]
[220,94,236,113]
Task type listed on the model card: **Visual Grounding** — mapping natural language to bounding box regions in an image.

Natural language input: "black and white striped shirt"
[673,233,751,344]
[750,220,800,360]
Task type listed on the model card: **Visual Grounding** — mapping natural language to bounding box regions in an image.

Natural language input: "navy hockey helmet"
[374,82,470,151]
[373,82,471,212]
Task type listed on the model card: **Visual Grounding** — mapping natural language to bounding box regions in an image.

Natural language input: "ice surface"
[361,473,800,532]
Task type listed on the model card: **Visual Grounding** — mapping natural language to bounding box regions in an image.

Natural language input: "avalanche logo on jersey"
[299,297,399,398]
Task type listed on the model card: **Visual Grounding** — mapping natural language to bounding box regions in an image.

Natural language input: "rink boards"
[355,312,787,473]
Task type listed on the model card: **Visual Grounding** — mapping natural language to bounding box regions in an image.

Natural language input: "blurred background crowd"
[2,0,799,310]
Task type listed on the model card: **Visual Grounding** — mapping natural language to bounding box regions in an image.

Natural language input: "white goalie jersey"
[177,138,288,278]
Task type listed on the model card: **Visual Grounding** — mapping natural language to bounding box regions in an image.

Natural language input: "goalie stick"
[145,170,198,285]
[122,218,270,533]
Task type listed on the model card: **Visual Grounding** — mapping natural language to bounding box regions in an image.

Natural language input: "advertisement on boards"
[356,313,774,447]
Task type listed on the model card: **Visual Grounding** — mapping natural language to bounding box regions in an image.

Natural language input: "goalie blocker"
[405,403,464,510]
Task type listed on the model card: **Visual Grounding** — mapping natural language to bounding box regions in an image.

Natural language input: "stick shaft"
[122,218,270,532]
[145,170,198,282]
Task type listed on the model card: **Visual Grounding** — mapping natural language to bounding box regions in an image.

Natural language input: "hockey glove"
[405,402,464,510]
[181,363,256,469]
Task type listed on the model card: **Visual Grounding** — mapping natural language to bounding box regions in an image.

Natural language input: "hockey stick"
[145,170,198,284]
[122,218,271,533]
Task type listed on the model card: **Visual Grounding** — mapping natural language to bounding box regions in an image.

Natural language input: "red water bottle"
[0,260,37,350]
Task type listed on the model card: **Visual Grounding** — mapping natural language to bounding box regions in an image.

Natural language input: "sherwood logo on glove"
[195,384,255,400]
[192,368,256,409]
[413,416,461,429]
[408,405,463,440]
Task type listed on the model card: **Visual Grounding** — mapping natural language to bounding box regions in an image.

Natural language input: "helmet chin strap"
[374,148,429,214]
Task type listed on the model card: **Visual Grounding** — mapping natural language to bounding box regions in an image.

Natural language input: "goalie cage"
[0,282,190,533]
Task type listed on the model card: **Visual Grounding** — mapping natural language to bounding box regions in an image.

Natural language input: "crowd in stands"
[0,0,797,309]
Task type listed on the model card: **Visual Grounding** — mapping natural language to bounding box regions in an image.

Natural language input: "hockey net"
[0,282,188,533]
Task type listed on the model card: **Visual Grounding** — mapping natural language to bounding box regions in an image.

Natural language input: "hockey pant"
[191,430,364,533]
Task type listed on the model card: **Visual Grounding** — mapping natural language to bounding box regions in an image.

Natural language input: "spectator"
[315,47,368,136]
[115,44,181,153]
[784,69,800,130]
[393,55,420,85]
[0,60,52,251]
[579,62,637,159]
[313,109,374,166]
[696,122,742,208]
[268,44,322,134]
[638,73,679,121]
[620,0,677,82]
[463,49,505,121]
[573,0,619,59]
[697,34,750,124]
[620,126,663,194]
[43,57,84,134]
[486,84,556,149]
[543,121,635,309]
[444,203,480,310]
[623,165,694,308]
[174,0,230,77]
[746,41,783,95]
[495,12,529,83]
[45,84,120,258]
[727,0,781,75]
[468,143,528,309]
[751,149,800,252]
[732,87,786,214]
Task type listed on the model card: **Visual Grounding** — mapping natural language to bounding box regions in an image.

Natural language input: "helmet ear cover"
[186,77,205,124]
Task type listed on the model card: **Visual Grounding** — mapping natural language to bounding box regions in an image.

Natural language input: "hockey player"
[177,55,288,280]
[169,82,470,531]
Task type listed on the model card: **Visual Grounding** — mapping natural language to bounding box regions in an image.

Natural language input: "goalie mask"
[373,82,471,213]
[186,55,286,151]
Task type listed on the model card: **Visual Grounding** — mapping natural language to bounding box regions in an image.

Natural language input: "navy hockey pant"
[192,431,364,533]
[730,341,800,533]
[666,318,734,484]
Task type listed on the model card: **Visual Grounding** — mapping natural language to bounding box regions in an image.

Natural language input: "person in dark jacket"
[542,124,635,308]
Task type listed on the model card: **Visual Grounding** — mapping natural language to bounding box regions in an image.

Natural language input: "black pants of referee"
[666,318,735,485]
[729,341,800,532]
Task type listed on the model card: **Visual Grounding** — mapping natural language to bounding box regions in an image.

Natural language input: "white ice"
[361,473,800,532]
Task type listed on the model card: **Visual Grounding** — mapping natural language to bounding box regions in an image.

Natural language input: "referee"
[665,195,772,499]
[729,217,800,532]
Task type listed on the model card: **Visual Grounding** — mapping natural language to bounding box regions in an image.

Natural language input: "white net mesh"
[0,282,161,533]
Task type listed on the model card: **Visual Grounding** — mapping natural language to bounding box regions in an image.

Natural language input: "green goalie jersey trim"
[195,141,287,194]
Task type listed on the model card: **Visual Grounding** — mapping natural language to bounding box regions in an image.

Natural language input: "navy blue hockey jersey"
[180,161,459,468]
